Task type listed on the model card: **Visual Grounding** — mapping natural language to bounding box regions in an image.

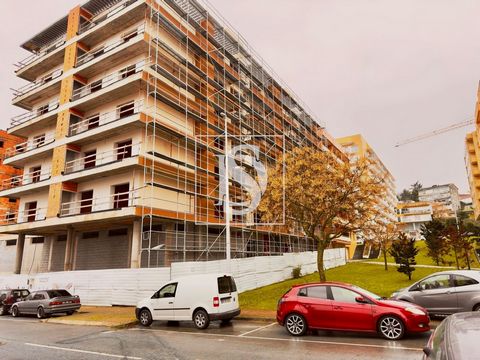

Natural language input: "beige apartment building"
[1,0,347,274]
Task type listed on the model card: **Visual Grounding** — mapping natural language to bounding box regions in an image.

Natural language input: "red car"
[277,282,430,340]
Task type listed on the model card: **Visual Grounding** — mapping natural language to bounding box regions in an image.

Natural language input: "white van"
[135,273,241,329]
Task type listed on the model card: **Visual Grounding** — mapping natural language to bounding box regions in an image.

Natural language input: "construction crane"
[395,119,475,147]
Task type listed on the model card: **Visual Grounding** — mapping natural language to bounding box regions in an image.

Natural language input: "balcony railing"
[12,69,63,101]
[0,168,51,191]
[71,60,145,101]
[0,207,47,225]
[78,0,140,35]
[69,100,144,136]
[10,100,60,128]
[60,190,138,217]
[4,133,55,158]
[64,142,142,174]
[76,25,145,67]
[14,36,66,72]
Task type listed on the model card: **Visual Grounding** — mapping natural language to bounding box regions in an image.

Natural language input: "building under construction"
[0,0,347,274]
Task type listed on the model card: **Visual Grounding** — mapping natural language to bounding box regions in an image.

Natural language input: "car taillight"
[213,297,219,307]
[73,298,80,304]
[49,301,63,306]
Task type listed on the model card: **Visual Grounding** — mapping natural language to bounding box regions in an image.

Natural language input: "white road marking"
[130,328,422,352]
[238,322,277,337]
[24,343,143,359]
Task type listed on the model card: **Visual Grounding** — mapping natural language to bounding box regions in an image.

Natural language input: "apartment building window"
[121,65,136,79]
[25,201,37,222]
[113,183,130,209]
[0,140,3,148]
[87,114,100,130]
[116,140,132,160]
[30,166,41,183]
[90,80,102,93]
[9,198,17,203]
[6,213,16,223]
[31,237,45,244]
[122,28,138,42]
[37,104,49,116]
[80,190,93,214]
[117,101,135,118]
[108,228,128,237]
[6,239,16,246]
[82,231,99,239]
[84,150,96,169]
[33,134,46,148]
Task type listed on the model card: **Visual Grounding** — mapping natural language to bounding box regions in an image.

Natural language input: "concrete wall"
[0,236,17,274]
[0,249,346,306]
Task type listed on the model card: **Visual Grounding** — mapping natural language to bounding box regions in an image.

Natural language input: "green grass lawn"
[369,240,478,268]
[239,262,442,311]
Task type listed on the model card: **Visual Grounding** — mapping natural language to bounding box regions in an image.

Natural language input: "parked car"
[276,281,430,340]
[390,270,480,316]
[136,273,240,329]
[11,289,81,319]
[423,312,480,360]
[0,289,30,316]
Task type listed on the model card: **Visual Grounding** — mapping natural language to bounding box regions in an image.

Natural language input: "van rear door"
[216,276,239,313]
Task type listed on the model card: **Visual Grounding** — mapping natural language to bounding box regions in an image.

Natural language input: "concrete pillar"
[130,220,141,268]
[64,227,75,271]
[14,234,25,274]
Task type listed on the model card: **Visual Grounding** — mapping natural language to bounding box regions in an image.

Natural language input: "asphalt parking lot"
[0,315,434,360]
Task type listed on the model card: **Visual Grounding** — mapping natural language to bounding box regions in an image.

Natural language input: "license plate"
[221,298,231,304]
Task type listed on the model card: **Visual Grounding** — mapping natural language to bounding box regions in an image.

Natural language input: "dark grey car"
[11,289,81,319]
[423,312,480,360]
[391,270,480,316]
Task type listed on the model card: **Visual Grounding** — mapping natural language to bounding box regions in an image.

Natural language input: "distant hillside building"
[396,201,433,240]
[418,184,460,218]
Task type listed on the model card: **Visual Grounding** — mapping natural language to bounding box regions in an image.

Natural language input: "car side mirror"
[355,296,368,304]
[423,346,432,357]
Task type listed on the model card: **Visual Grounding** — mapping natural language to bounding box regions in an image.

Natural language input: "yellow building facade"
[336,134,397,258]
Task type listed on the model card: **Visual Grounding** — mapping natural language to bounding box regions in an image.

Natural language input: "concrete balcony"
[3,133,55,167]
[70,60,146,112]
[0,168,52,198]
[78,0,146,48]
[75,25,148,79]
[0,206,47,226]
[14,37,66,82]
[12,69,63,110]
[62,142,142,182]
[60,190,138,217]
[67,100,145,145]
[8,100,60,137]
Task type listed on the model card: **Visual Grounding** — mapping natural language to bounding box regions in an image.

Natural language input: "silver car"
[11,289,81,319]
[391,270,480,316]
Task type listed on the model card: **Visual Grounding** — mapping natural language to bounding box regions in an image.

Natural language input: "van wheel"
[193,309,210,329]
[139,309,153,327]
[11,305,19,317]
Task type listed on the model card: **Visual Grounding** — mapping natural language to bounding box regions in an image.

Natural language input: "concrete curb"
[43,318,139,328]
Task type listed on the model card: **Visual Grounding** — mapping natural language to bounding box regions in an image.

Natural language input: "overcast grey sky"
[0,0,478,193]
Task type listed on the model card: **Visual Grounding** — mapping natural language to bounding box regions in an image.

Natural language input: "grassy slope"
[239,262,441,311]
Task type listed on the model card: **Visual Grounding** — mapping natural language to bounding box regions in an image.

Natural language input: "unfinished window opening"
[25,201,37,222]
[87,114,100,130]
[30,166,41,183]
[84,150,96,169]
[122,28,138,42]
[113,183,130,209]
[80,190,93,214]
[116,139,132,160]
[90,80,102,93]
[33,134,46,148]
[117,101,135,118]
[121,65,136,79]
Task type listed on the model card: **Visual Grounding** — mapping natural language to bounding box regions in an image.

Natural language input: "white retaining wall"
[0,249,345,306]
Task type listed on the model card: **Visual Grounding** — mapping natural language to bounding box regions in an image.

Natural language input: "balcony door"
[116,140,132,160]
[25,201,37,222]
[80,190,93,214]
[113,183,130,209]
[84,150,96,169]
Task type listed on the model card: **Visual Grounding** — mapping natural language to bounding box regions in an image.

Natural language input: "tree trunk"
[465,249,471,270]
[382,249,388,271]
[317,243,326,282]
[453,248,460,270]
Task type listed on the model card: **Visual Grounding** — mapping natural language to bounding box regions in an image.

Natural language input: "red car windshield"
[352,286,382,300]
